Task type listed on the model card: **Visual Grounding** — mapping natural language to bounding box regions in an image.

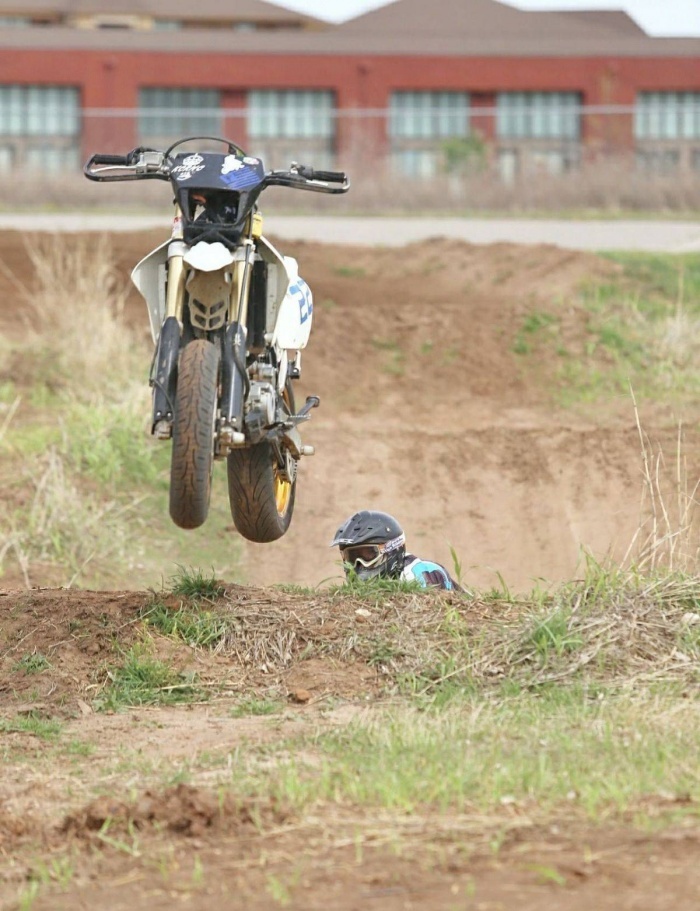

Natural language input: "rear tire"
[227,384,296,542]
[169,339,220,530]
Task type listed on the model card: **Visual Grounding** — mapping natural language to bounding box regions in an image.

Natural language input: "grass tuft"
[141,600,229,649]
[14,652,51,675]
[168,566,226,601]
[0,712,62,740]
[96,645,202,711]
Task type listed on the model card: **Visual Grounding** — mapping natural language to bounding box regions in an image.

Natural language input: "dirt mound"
[0,588,149,711]
[63,784,289,840]
[0,585,464,713]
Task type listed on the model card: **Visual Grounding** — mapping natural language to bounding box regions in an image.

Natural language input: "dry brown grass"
[622,389,700,575]
[143,578,700,697]
[1,154,700,214]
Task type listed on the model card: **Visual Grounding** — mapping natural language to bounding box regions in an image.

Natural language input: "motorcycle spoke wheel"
[169,339,220,530]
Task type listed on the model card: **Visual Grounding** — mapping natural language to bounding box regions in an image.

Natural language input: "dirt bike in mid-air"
[84,136,349,541]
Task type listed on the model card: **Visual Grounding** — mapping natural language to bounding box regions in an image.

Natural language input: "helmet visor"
[340,543,384,569]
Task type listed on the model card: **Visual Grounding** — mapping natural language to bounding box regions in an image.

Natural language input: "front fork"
[150,315,180,438]
[150,226,188,439]
[219,243,254,448]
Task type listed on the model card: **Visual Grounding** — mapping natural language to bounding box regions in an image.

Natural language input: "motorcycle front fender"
[183,241,235,273]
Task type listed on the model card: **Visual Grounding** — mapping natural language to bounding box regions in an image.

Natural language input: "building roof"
[337,0,646,39]
[0,0,325,27]
[562,10,646,35]
[1,24,697,58]
[0,0,698,58]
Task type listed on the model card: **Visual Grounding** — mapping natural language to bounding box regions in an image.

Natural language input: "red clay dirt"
[2,230,700,909]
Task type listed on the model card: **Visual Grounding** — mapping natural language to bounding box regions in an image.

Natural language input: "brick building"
[0,0,698,177]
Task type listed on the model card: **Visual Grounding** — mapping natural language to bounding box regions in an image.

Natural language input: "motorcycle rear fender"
[131,240,169,343]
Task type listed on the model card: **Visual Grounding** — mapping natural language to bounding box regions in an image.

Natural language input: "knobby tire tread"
[169,340,220,530]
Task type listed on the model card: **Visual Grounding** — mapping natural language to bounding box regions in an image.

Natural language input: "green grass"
[512,251,700,408]
[0,713,62,740]
[327,573,426,597]
[14,652,51,674]
[370,336,405,375]
[333,265,366,278]
[230,697,285,718]
[168,565,226,600]
[229,691,700,817]
[512,310,560,355]
[141,599,229,648]
[95,645,203,711]
[521,608,584,665]
[63,398,163,490]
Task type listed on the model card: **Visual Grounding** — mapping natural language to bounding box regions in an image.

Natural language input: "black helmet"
[330,510,406,581]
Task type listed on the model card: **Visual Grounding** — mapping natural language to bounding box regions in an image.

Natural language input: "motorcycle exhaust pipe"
[221,321,249,431]
[150,316,180,435]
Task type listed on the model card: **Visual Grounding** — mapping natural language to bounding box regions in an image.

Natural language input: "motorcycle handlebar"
[84,148,169,182]
[84,148,350,193]
[91,153,131,166]
[265,168,350,194]
[295,164,348,184]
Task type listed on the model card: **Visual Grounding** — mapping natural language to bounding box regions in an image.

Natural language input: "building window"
[153,20,181,30]
[25,145,80,172]
[248,90,334,138]
[389,92,469,139]
[0,85,79,135]
[139,88,221,138]
[497,92,581,139]
[635,92,700,140]
[0,17,29,27]
[391,149,441,178]
[636,148,681,173]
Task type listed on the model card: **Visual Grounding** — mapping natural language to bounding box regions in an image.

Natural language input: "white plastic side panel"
[272,275,313,350]
[256,235,293,332]
[131,240,170,342]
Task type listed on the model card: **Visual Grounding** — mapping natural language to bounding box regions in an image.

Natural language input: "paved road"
[1,213,699,252]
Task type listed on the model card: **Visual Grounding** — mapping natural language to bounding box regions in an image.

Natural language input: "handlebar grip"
[310,169,347,183]
[91,154,130,166]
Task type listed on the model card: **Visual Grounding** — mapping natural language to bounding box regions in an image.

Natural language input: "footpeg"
[297,395,320,419]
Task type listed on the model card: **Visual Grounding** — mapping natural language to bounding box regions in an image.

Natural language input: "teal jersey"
[400,554,461,591]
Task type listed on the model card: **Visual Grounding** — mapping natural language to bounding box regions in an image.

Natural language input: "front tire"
[227,384,296,542]
[169,339,220,530]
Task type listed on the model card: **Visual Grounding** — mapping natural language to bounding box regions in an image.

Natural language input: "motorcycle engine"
[248,381,277,427]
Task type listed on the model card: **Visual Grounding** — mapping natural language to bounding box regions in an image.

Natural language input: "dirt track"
[3,230,700,909]
[1,228,697,591]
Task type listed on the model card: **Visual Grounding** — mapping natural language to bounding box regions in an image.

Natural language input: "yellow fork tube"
[234,240,255,328]
[166,205,187,322]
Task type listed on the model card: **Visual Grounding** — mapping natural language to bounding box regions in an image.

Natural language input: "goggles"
[340,543,385,569]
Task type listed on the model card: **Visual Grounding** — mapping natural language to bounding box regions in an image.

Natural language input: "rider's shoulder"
[402,555,453,585]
